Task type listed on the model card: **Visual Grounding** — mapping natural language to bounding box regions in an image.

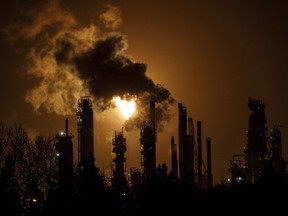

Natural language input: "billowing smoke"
[56,33,175,130]
[8,0,175,130]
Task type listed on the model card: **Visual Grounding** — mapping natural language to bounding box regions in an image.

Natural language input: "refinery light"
[113,96,136,120]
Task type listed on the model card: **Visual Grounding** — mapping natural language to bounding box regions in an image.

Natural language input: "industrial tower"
[112,129,127,189]
[269,125,284,171]
[230,98,287,184]
[178,103,197,181]
[76,96,94,166]
[206,137,213,188]
[171,136,178,177]
[178,103,187,180]
[55,118,73,194]
[244,97,268,182]
[140,100,157,179]
[197,120,203,187]
[187,117,195,180]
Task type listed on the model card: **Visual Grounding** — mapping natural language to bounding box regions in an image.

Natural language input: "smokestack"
[178,103,187,180]
[206,137,213,188]
[187,117,195,180]
[140,100,157,179]
[171,136,178,178]
[150,100,156,132]
[112,129,127,190]
[197,121,202,188]
[77,96,94,165]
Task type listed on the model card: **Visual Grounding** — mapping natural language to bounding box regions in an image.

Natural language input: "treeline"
[0,121,288,215]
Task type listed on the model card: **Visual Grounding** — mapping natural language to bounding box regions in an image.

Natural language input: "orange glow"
[112,96,136,120]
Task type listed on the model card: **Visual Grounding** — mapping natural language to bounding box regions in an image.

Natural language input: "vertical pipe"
[207,137,213,188]
[171,136,178,178]
[178,103,183,179]
[187,117,195,180]
[197,121,202,188]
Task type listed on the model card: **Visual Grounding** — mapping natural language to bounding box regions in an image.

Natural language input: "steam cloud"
[9,0,175,130]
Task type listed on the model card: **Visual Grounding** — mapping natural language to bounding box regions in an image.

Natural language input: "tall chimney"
[178,103,187,180]
[206,137,213,188]
[197,121,202,188]
[171,136,178,178]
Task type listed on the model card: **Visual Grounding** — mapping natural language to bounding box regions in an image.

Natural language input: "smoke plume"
[10,0,175,130]
[99,4,123,30]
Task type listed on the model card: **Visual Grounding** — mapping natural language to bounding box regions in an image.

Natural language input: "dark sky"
[1,0,288,183]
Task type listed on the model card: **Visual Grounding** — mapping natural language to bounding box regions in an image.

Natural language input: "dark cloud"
[55,33,175,130]
[5,0,175,130]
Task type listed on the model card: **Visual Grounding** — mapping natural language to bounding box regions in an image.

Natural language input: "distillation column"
[76,96,94,166]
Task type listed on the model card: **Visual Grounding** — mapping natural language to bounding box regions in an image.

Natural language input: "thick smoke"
[56,33,175,130]
[9,0,175,130]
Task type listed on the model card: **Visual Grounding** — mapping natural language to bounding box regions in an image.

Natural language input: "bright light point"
[113,96,136,120]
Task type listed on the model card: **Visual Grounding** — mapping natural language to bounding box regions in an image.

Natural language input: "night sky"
[1,0,288,183]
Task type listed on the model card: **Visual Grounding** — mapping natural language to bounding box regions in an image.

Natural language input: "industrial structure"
[177,103,212,187]
[206,137,213,188]
[112,129,127,189]
[171,136,178,177]
[245,97,268,182]
[187,117,196,180]
[76,96,94,166]
[140,100,157,179]
[178,103,188,180]
[230,97,286,183]
[269,125,284,171]
[55,118,74,194]
[196,120,203,187]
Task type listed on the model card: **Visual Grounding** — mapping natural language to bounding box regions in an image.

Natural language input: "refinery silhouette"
[1,1,288,215]
[1,95,287,215]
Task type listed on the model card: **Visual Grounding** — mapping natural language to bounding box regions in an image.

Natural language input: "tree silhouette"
[73,153,111,214]
[0,153,22,215]
[0,122,58,215]
[0,122,29,215]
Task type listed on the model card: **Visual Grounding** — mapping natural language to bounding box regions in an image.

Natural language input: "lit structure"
[229,154,247,183]
[244,97,268,182]
[76,96,94,165]
[269,125,283,170]
[55,118,73,193]
[140,100,156,179]
[112,129,127,188]
[229,98,288,184]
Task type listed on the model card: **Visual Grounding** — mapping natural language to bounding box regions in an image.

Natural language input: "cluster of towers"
[175,103,213,188]
[55,96,287,188]
[55,96,213,188]
[112,101,213,188]
[230,97,286,183]
[50,95,288,199]
[55,96,94,195]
